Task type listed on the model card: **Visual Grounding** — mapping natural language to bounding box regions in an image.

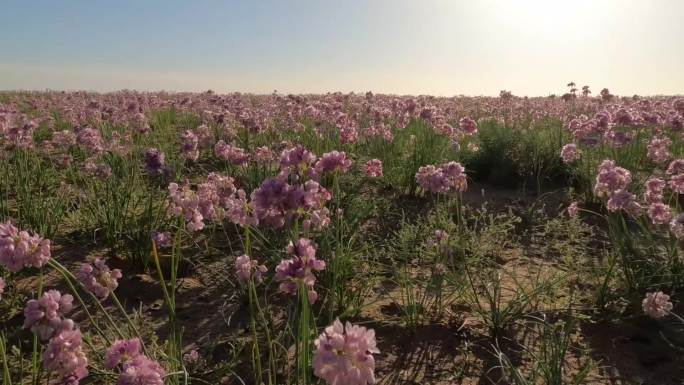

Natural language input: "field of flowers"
[1,87,684,384]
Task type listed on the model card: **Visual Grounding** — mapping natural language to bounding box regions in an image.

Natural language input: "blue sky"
[1,0,683,95]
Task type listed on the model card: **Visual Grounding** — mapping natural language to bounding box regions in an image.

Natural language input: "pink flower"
[363,159,383,178]
[76,258,122,299]
[416,161,467,194]
[670,213,684,239]
[567,202,579,218]
[0,221,51,272]
[42,328,88,385]
[214,140,250,166]
[606,190,640,215]
[183,349,200,364]
[593,160,632,197]
[560,143,580,164]
[117,355,165,385]
[254,146,275,163]
[105,338,142,369]
[180,130,199,161]
[459,117,477,135]
[642,291,673,319]
[275,238,325,304]
[644,177,666,203]
[316,151,352,174]
[234,255,267,284]
[670,174,684,194]
[667,159,684,175]
[151,231,172,249]
[313,319,379,385]
[0,277,5,300]
[23,289,74,340]
[648,202,672,225]
[647,136,671,164]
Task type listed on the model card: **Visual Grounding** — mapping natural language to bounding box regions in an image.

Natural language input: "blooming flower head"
[0,277,5,300]
[234,254,268,284]
[280,145,317,178]
[42,328,88,385]
[648,202,672,225]
[560,143,580,164]
[151,231,172,249]
[117,355,165,385]
[76,258,122,299]
[593,160,632,197]
[670,213,684,239]
[647,136,672,164]
[642,291,673,319]
[567,202,579,218]
[459,117,477,135]
[214,140,250,166]
[0,221,51,272]
[23,289,75,340]
[180,130,199,161]
[670,173,684,194]
[606,189,640,215]
[313,319,379,385]
[105,338,142,369]
[416,161,467,194]
[363,159,383,178]
[275,238,326,304]
[667,159,684,175]
[644,177,666,203]
[183,349,200,364]
[316,151,352,174]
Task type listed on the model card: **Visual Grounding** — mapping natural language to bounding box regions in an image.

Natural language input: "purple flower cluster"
[315,151,352,174]
[234,254,268,284]
[275,238,326,304]
[560,143,580,164]
[459,117,477,135]
[23,289,74,340]
[214,140,250,166]
[416,161,468,194]
[363,159,383,178]
[42,328,89,385]
[180,130,199,161]
[0,221,51,272]
[76,258,122,299]
[593,160,632,198]
[106,338,165,385]
[251,177,331,230]
[647,136,672,164]
[313,319,379,385]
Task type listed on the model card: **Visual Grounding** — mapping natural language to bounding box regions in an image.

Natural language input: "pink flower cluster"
[667,159,684,194]
[251,177,331,230]
[313,319,379,385]
[316,151,352,174]
[0,277,5,300]
[168,173,256,231]
[275,238,326,304]
[593,160,632,198]
[642,291,673,320]
[280,145,318,180]
[180,130,199,161]
[43,328,88,385]
[0,221,51,272]
[363,159,383,178]
[647,136,672,164]
[560,143,580,164]
[143,148,166,175]
[416,161,468,194]
[234,254,268,284]
[105,338,165,385]
[23,289,74,340]
[76,258,123,299]
[459,117,477,135]
[214,140,250,166]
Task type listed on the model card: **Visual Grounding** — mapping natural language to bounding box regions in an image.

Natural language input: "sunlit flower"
[313,319,379,385]
[76,258,122,299]
[43,328,88,385]
[363,159,383,178]
[23,289,74,340]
